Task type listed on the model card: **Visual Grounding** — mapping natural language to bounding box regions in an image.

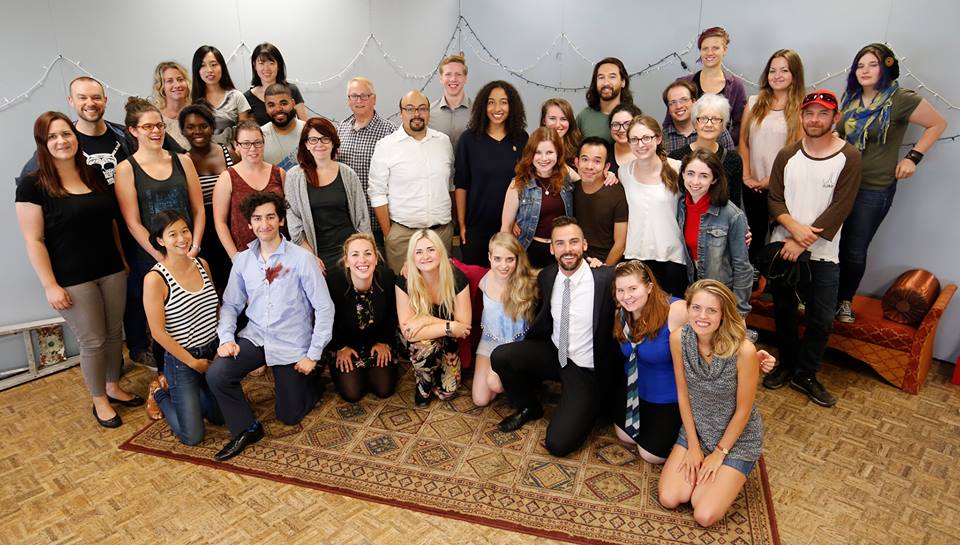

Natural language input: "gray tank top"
[130,153,192,232]
[678,323,763,462]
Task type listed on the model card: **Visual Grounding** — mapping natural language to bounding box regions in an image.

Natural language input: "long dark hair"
[844,43,898,97]
[191,45,236,103]
[466,80,527,141]
[250,42,289,87]
[680,148,728,206]
[296,117,341,187]
[585,57,633,111]
[31,111,106,198]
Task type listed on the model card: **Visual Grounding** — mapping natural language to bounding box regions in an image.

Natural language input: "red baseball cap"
[801,89,839,111]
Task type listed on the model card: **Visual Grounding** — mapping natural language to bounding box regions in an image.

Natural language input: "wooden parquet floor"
[1,349,958,545]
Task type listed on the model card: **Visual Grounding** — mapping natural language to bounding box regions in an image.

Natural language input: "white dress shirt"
[550,259,595,368]
[367,127,454,228]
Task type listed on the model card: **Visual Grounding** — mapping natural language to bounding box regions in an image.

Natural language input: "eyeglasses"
[348,93,374,102]
[401,105,430,115]
[236,140,265,149]
[628,135,657,146]
[137,122,166,131]
[306,136,333,146]
[610,121,630,131]
[802,92,838,106]
[696,116,724,126]
[667,97,691,108]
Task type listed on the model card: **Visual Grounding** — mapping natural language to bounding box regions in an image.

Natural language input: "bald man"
[368,91,455,273]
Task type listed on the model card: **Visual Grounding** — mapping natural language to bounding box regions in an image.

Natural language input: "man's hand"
[217,342,240,358]
[294,356,317,375]
[786,222,822,247]
[779,238,806,262]
[458,224,467,245]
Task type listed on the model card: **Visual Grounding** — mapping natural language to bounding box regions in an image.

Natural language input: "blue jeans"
[771,260,840,376]
[838,183,897,301]
[154,340,224,445]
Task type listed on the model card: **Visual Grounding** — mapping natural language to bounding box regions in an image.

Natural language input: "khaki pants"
[384,221,454,274]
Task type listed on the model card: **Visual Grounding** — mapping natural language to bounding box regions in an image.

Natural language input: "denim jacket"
[515,175,574,248]
[677,198,753,316]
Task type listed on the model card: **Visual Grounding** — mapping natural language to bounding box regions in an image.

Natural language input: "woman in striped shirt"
[143,210,224,445]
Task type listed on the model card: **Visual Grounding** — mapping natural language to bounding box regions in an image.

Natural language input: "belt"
[392,220,448,231]
[185,338,219,359]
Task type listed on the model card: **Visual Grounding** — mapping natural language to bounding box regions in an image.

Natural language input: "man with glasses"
[762,90,861,408]
[572,137,628,265]
[576,57,634,143]
[429,54,471,151]
[261,84,305,171]
[336,77,395,244]
[661,80,734,155]
[368,91,455,273]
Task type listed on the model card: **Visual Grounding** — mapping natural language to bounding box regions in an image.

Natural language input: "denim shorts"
[676,434,756,477]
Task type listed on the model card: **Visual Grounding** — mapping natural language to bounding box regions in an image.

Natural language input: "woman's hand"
[602,170,619,186]
[448,321,471,339]
[45,285,72,310]
[678,445,704,485]
[191,358,211,374]
[512,223,521,237]
[402,316,432,340]
[586,256,604,268]
[743,176,763,191]
[370,343,392,367]
[316,256,327,275]
[157,374,169,390]
[895,158,917,180]
[336,347,358,373]
[187,246,200,259]
[698,450,726,485]
[757,350,777,373]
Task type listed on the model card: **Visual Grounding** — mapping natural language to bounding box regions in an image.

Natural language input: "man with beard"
[336,77,395,244]
[661,79,735,154]
[260,83,305,171]
[429,54,471,151]
[16,76,181,369]
[762,90,861,408]
[368,90,455,274]
[576,57,633,143]
[491,216,624,456]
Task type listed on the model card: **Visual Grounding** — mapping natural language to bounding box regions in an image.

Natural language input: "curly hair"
[585,57,633,111]
[466,80,527,141]
[239,190,287,224]
[151,61,191,111]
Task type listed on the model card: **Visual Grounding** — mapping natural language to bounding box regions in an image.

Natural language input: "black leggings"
[643,260,689,299]
[325,351,398,403]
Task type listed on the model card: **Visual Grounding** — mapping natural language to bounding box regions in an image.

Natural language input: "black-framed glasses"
[306,136,333,146]
[401,105,430,115]
[628,135,657,146]
[137,122,166,131]
[803,92,838,106]
[696,116,724,126]
[610,121,630,131]
[236,140,265,149]
[348,93,374,102]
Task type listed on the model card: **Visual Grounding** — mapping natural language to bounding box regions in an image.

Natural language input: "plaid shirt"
[662,121,735,155]
[337,112,396,233]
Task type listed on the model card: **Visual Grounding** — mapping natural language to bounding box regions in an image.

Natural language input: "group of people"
[13,28,946,527]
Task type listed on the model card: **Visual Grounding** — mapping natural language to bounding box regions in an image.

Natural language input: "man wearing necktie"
[491,216,625,457]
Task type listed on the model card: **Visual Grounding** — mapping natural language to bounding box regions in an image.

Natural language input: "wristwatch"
[445,321,452,336]
[716,445,730,455]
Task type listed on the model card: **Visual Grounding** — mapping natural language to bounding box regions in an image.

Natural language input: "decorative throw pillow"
[882,269,940,325]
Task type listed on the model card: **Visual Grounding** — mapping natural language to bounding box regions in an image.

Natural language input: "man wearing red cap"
[762,90,862,407]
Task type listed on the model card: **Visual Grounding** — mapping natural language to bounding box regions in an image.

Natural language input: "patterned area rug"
[120,366,780,545]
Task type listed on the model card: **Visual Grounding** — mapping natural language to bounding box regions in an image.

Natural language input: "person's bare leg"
[472,355,497,406]
[658,444,695,509]
[689,466,748,527]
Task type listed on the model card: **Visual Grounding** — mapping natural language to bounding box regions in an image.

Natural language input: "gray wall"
[2,0,957,370]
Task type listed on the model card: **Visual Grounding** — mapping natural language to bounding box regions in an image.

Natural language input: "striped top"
[151,259,219,349]
[198,144,235,205]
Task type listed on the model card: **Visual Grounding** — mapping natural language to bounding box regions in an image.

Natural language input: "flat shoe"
[107,394,145,407]
[93,405,122,428]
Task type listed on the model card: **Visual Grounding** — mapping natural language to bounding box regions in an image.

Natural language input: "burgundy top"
[534,177,565,239]
[227,164,284,249]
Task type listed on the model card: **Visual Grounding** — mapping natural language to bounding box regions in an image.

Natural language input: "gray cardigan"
[284,163,371,252]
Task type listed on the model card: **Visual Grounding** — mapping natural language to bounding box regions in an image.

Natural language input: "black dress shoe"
[214,422,264,461]
[107,394,146,407]
[497,407,543,433]
[762,366,793,390]
[414,389,431,409]
[93,405,122,428]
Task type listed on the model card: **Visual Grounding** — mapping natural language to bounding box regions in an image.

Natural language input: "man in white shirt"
[368,90,455,273]
[260,84,305,171]
[491,217,625,457]
[429,54,472,151]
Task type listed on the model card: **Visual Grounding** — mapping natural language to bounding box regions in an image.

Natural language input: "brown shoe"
[146,379,163,420]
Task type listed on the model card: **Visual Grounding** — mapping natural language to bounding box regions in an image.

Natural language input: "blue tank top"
[619,297,680,404]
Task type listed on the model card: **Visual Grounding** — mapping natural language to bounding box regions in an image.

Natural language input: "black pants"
[206,338,323,437]
[491,339,601,457]
[742,188,770,267]
[527,240,554,269]
[643,260,689,299]
[771,260,839,376]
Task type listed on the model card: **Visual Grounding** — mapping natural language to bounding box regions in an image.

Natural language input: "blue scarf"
[839,81,900,151]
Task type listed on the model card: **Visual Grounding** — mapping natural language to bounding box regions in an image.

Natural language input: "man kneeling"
[491,216,624,457]
[208,191,334,461]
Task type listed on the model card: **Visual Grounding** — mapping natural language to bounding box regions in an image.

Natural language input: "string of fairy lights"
[0,13,956,144]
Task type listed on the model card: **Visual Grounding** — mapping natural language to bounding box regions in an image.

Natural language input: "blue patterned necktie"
[558,277,571,367]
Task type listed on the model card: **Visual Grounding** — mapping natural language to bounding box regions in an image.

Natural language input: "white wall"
[2,0,957,369]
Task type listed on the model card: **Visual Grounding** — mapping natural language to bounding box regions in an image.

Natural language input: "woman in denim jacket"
[500,127,573,268]
[676,149,753,316]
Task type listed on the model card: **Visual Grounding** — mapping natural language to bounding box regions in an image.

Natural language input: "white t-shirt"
[619,158,686,264]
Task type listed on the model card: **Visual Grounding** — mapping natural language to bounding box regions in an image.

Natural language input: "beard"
[598,86,620,101]
[408,118,426,132]
[270,109,295,128]
[803,123,832,138]
[557,251,583,272]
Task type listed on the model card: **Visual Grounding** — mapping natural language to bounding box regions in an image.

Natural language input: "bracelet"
[191,243,201,251]
[715,445,730,455]
[445,321,452,336]
[905,149,924,165]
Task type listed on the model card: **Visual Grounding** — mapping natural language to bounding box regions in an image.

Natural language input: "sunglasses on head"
[803,92,837,105]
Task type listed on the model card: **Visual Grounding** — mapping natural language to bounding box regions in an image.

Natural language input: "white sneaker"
[836,300,855,323]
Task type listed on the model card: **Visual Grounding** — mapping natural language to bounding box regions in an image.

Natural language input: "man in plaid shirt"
[336,77,396,243]
[661,79,734,154]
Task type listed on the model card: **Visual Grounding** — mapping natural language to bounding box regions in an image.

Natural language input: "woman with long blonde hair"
[659,279,765,527]
[472,232,538,406]
[739,49,806,268]
[151,61,192,150]
[395,229,472,407]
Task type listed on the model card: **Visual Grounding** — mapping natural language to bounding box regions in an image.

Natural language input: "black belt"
[393,221,447,231]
